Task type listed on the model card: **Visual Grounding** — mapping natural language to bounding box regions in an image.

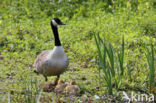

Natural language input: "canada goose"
[34,18,69,81]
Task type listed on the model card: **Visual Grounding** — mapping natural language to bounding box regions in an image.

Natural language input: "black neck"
[51,22,61,46]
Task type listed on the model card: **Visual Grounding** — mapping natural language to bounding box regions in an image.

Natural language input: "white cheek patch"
[52,20,58,26]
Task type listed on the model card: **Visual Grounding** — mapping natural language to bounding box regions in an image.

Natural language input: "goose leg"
[45,76,48,82]
[57,75,60,79]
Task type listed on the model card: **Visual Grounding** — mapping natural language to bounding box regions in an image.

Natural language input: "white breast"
[51,46,65,59]
[43,46,69,76]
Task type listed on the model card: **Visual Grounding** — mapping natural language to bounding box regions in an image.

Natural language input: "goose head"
[51,18,65,27]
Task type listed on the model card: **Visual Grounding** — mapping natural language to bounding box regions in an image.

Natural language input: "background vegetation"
[0,0,155,102]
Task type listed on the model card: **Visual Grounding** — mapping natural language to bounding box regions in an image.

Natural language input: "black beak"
[60,21,66,25]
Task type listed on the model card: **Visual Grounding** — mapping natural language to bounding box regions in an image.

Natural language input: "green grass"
[0,0,156,102]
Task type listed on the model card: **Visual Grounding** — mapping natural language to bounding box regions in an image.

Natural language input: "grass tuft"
[146,44,155,92]
[94,33,125,94]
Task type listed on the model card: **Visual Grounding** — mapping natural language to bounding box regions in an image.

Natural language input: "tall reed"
[94,33,125,94]
[146,44,155,92]
[118,36,124,75]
